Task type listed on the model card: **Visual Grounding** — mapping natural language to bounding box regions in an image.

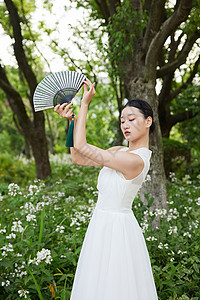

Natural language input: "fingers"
[54,101,73,112]
[54,101,74,119]
[84,78,95,89]
[83,82,88,92]
[83,79,96,95]
[84,78,92,86]
[60,101,73,110]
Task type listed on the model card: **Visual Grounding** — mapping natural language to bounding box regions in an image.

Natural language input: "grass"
[0,154,199,299]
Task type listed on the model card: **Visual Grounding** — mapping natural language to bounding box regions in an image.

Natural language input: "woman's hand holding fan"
[33,70,93,147]
[81,78,96,106]
[54,102,76,121]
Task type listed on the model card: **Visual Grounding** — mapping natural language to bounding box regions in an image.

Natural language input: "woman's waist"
[96,192,133,212]
[95,201,132,214]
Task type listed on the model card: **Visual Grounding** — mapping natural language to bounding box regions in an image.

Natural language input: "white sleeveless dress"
[70,147,158,300]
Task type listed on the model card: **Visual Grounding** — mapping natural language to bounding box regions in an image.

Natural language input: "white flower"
[145,174,151,182]
[6,233,16,239]
[23,202,36,214]
[28,184,39,196]
[192,220,199,229]
[169,172,175,178]
[0,194,3,201]
[1,243,14,252]
[11,220,24,233]
[184,206,192,213]
[168,226,178,235]
[186,180,192,184]
[196,197,200,206]
[55,225,65,233]
[88,199,95,205]
[146,236,157,241]
[36,202,45,211]
[158,242,168,249]
[87,186,94,191]
[1,281,9,286]
[154,208,167,217]
[183,232,192,238]
[167,208,179,221]
[55,179,62,184]
[164,243,169,249]
[184,174,191,179]
[29,248,52,265]
[141,222,149,233]
[54,205,60,210]
[8,183,21,196]
[58,192,65,197]
[26,214,36,222]
[177,250,187,255]
[18,289,29,298]
[65,196,75,203]
[0,228,6,234]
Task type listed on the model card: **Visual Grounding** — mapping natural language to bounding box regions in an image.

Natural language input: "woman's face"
[120,106,150,141]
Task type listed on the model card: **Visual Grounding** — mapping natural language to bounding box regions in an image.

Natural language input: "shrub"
[0,158,199,299]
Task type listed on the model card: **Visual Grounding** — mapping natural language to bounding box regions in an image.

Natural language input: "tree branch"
[95,0,110,24]
[0,64,32,129]
[4,0,38,99]
[143,0,166,53]
[157,31,200,78]
[130,0,142,10]
[108,0,121,17]
[145,0,193,79]
[20,0,52,73]
[168,31,184,62]
[170,55,200,99]
[170,110,197,127]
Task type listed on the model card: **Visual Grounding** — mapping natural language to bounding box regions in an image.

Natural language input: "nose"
[122,120,130,128]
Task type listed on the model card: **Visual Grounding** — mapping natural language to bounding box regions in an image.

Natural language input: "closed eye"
[121,119,135,124]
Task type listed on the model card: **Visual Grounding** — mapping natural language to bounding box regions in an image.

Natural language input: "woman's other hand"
[54,101,76,120]
[81,78,96,106]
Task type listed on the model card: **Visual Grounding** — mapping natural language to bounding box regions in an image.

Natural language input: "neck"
[128,136,149,151]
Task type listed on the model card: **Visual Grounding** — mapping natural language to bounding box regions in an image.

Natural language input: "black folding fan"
[33,71,86,147]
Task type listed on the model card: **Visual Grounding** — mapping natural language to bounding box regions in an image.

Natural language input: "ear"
[146,116,152,129]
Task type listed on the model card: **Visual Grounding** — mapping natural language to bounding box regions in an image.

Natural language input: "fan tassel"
[66,114,74,147]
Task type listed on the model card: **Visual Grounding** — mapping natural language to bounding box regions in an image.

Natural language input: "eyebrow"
[120,113,136,118]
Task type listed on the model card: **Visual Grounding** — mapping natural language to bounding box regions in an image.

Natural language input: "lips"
[124,131,130,135]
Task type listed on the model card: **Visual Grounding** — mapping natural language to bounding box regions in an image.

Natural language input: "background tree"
[0,0,51,179]
[68,0,200,216]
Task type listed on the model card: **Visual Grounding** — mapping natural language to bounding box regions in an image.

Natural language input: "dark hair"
[122,99,155,134]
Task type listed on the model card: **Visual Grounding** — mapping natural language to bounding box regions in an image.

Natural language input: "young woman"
[54,78,158,300]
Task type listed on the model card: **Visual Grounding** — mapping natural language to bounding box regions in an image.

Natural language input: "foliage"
[106,2,148,78]
[162,138,190,179]
[140,172,200,299]
[0,153,35,185]
[171,83,200,151]
[0,156,100,299]
[0,155,199,299]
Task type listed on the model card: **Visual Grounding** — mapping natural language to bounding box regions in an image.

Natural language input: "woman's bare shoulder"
[106,146,126,151]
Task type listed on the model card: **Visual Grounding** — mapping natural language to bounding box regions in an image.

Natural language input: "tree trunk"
[0,65,51,180]
[1,0,52,180]
[126,76,168,228]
